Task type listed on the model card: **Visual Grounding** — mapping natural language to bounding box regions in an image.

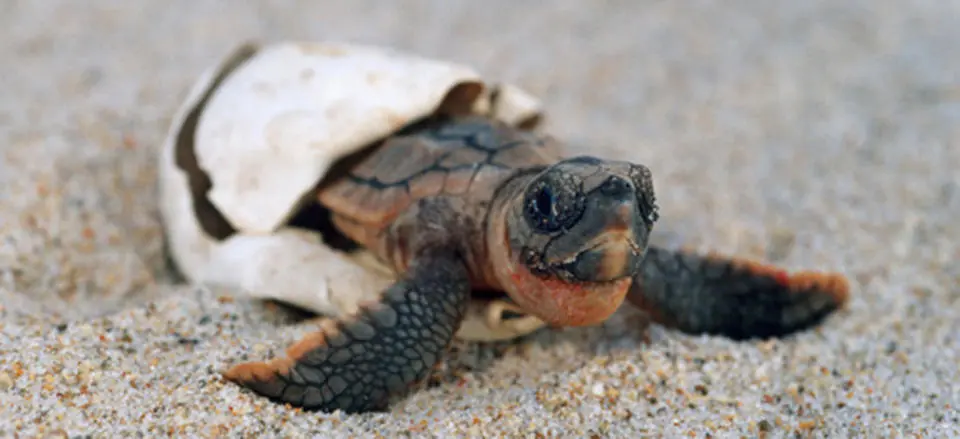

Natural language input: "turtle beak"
[561,201,647,282]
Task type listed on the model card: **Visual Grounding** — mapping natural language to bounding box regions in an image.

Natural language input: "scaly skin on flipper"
[626,246,850,340]
[222,249,471,413]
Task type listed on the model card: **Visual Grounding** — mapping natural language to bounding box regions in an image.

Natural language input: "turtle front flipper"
[626,246,850,340]
[222,250,471,413]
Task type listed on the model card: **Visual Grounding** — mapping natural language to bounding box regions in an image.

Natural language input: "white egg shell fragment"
[159,40,547,341]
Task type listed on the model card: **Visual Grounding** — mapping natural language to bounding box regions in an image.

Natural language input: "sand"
[1,1,958,437]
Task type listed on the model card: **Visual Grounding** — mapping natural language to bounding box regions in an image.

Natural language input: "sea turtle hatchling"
[159,41,850,414]
[220,111,850,414]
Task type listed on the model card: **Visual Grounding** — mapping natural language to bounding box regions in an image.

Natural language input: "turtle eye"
[534,187,555,217]
[523,173,584,233]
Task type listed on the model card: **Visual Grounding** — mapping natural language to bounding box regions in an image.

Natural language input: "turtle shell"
[315,116,563,243]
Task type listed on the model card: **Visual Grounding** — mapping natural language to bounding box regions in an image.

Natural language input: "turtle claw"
[627,246,851,340]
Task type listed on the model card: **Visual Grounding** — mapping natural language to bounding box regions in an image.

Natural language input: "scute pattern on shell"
[317,116,563,230]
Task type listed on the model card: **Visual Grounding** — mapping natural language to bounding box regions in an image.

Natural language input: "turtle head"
[491,156,659,327]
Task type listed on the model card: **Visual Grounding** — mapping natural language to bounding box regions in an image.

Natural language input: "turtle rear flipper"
[627,247,850,340]
[223,249,471,413]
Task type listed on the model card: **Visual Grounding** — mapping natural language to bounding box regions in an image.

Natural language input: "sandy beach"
[1,1,958,437]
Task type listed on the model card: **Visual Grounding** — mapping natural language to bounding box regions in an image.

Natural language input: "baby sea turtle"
[158,41,850,414]
[221,114,849,413]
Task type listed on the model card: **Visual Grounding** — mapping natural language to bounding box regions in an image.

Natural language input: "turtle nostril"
[600,176,633,198]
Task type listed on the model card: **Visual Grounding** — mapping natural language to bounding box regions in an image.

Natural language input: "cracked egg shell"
[158,40,546,342]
